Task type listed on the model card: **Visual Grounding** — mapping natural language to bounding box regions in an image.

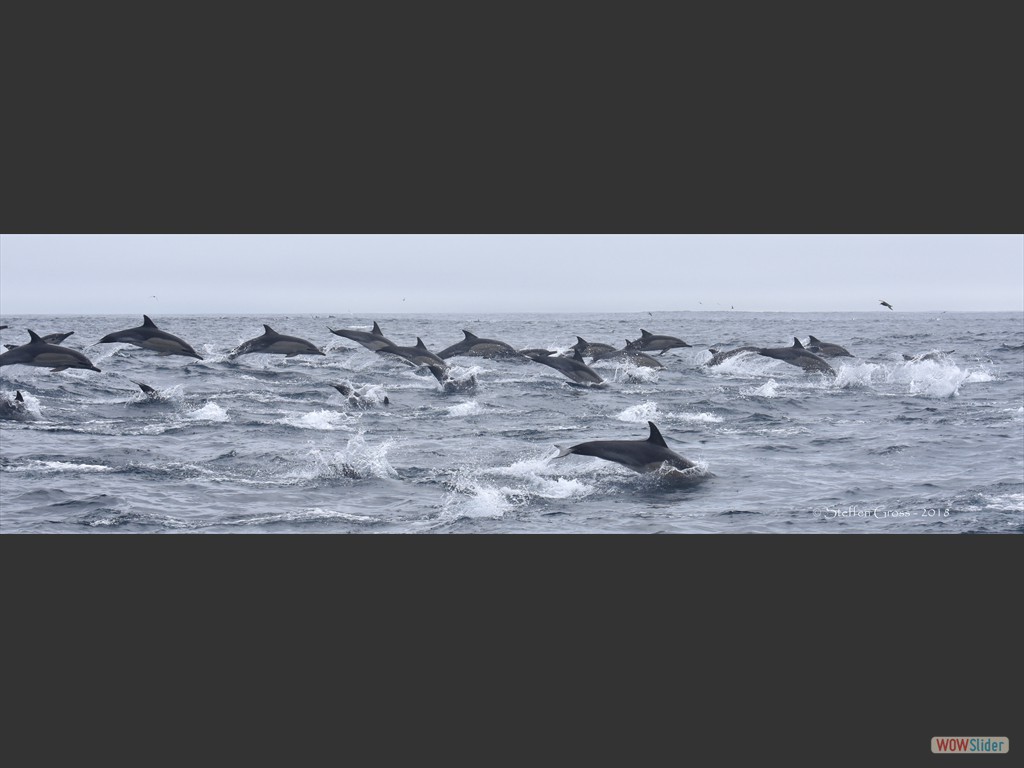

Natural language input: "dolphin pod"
[0,317,879,480]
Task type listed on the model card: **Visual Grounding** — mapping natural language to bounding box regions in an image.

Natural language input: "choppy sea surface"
[1,311,1021,533]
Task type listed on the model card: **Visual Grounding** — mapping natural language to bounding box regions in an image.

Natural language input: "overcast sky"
[0,234,1021,315]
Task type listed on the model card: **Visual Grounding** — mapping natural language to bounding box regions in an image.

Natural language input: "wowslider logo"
[932,737,1009,754]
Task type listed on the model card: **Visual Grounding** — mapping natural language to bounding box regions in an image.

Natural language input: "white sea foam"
[743,379,781,398]
[279,409,351,430]
[491,456,595,499]
[440,481,515,521]
[302,433,398,481]
[834,362,880,389]
[618,401,660,422]
[446,401,482,417]
[184,402,229,422]
[7,460,112,473]
[610,362,660,384]
[227,508,379,526]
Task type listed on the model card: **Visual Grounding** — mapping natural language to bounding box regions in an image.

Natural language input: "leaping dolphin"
[332,382,390,407]
[627,329,692,356]
[524,349,604,385]
[437,330,520,360]
[589,342,664,369]
[757,338,835,375]
[704,346,760,367]
[228,325,326,359]
[376,338,448,369]
[328,321,395,352]
[553,421,696,474]
[902,350,955,362]
[0,330,102,372]
[97,316,203,359]
[4,331,76,351]
[571,336,617,357]
[425,362,477,393]
[806,336,853,358]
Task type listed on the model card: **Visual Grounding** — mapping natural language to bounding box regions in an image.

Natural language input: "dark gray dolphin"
[328,321,395,352]
[704,346,760,367]
[806,336,853,358]
[0,390,34,421]
[571,336,617,357]
[130,381,165,401]
[553,421,696,474]
[424,362,477,394]
[757,338,835,375]
[627,329,692,355]
[376,338,448,369]
[332,382,390,407]
[0,330,102,372]
[228,325,326,359]
[590,342,664,369]
[437,330,520,360]
[524,349,604,385]
[4,331,76,351]
[97,316,203,359]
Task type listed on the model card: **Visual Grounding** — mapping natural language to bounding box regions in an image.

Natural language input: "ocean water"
[1,311,1021,534]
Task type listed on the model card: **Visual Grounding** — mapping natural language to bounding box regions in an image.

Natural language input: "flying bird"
[879,300,894,310]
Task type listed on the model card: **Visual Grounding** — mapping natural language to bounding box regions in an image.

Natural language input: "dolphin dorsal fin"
[15,391,24,402]
[143,315,157,328]
[463,330,478,340]
[27,329,43,343]
[793,338,804,348]
[647,422,668,447]
[573,349,586,362]
[372,322,383,335]
[808,335,821,345]
[576,336,588,345]
[416,338,429,350]
[641,330,654,338]
[263,325,276,335]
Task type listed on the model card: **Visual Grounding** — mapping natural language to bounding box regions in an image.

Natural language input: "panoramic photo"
[1,233,1021,533]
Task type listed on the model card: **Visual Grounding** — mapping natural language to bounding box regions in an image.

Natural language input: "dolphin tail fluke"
[553,444,576,460]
